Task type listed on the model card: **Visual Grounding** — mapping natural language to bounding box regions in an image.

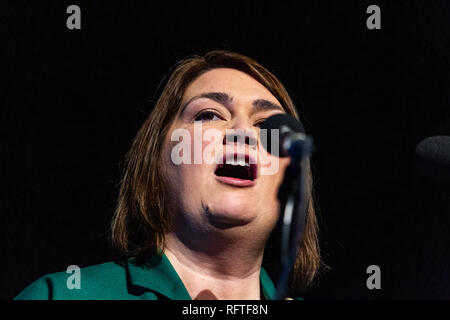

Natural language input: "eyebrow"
[252,99,284,113]
[181,91,284,113]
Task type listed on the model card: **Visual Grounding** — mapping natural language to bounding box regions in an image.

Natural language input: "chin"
[205,198,257,228]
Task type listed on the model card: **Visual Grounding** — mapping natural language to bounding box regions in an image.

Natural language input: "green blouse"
[14,253,277,300]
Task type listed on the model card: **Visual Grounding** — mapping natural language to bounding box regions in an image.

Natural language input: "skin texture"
[161,68,290,299]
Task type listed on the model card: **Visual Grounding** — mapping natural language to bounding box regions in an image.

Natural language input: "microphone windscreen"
[414,136,450,182]
[259,114,305,155]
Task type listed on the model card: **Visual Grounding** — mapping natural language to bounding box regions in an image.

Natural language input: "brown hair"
[111,50,322,293]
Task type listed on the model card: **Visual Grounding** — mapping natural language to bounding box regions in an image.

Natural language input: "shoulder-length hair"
[111,50,322,293]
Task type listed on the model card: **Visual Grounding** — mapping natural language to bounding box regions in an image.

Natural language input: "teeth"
[225,158,249,166]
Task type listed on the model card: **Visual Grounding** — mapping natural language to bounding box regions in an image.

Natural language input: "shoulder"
[14,261,138,300]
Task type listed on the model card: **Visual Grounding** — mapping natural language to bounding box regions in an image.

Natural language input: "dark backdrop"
[2,1,449,300]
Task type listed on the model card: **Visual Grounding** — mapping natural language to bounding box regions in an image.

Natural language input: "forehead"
[182,68,280,105]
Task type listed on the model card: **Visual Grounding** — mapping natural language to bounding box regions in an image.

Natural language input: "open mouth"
[214,155,257,183]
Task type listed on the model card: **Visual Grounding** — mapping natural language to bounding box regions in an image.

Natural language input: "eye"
[194,110,222,122]
[253,118,266,128]
[253,112,285,128]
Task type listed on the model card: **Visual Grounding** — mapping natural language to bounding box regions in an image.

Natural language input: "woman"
[15,50,321,300]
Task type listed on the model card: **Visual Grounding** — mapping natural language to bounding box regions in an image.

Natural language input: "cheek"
[167,124,223,165]
[276,157,291,179]
[162,126,220,196]
[256,157,290,213]
[259,152,290,186]
[274,157,291,189]
[257,157,290,223]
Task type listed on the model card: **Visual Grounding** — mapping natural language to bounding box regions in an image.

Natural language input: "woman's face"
[162,68,290,239]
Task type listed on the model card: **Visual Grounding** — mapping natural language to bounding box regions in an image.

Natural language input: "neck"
[164,226,267,300]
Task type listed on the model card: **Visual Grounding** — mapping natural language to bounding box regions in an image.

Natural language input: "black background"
[2,1,449,300]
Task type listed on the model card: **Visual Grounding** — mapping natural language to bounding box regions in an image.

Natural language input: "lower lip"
[215,175,256,187]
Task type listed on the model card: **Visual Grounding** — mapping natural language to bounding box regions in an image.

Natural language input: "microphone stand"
[275,135,314,300]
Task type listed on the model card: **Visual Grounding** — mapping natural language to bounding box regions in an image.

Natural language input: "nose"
[223,116,258,147]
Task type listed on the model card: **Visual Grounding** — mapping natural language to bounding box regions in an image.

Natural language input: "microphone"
[414,136,450,182]
[259,114,314,299]
[259,114,313,159]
